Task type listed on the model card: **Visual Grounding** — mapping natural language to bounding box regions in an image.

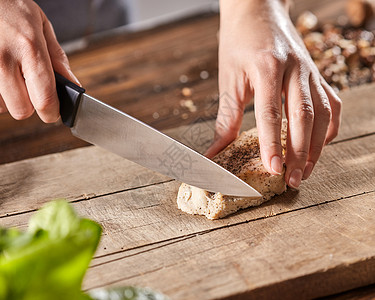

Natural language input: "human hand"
[0,0,80,122]
[206,0,342,188]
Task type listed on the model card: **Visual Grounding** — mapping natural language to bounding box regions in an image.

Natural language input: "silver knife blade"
[71,94,261,198]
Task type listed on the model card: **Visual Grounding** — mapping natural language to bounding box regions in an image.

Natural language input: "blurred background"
[36,0,219,44]
[35,0,358,45]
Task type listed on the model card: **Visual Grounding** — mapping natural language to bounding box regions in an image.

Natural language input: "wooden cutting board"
[1,83,375,299]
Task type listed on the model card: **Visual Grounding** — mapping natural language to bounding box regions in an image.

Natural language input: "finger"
[43,16,80,86]
[21,33,60,123]
[0,94,8,114]
[253,71,283,175]
[302,78,332,180]
[321,80,342,144]
[0,66,34,120]
[205,75,250,158]
[205,91,245,158]
[284,70,314,189]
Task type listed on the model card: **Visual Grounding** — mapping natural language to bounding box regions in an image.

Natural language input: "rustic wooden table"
[1,11,375,300]
[1,82,375,299]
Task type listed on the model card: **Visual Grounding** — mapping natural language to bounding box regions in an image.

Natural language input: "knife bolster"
[55,72,86,128]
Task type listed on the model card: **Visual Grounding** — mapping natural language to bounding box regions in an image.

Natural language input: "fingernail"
[270,155,283,175]
[289,169,303,189]
[303,161,314,180]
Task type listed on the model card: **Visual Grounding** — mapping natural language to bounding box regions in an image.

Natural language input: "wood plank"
[50,133,375,255]
[325,284,375,300]
[1,112,374,298]
[333,84,375,143]
[1,83,375,216]
[0,147,170,216]
[1,133,374,257]
[81,192,375,299]
[1,135,374,298]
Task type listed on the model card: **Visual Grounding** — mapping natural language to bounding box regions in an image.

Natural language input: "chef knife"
[55,73,261,198]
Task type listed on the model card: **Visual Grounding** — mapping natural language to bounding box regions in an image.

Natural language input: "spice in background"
[152,9,375,125]
[297,10,375,92]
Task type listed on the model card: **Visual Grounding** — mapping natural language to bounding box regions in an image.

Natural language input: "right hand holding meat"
[0,0,79,122]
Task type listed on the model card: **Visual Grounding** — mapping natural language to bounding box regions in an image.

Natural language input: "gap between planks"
[1,129,374,220]
[1,82,374,218]
[82,192,375,299]
[0,179,174,219]
[90,188,375,264]
[1,129,374,259]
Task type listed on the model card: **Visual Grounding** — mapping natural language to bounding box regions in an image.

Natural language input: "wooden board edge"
[226,258,375,300]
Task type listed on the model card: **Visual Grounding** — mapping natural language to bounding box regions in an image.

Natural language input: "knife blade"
[55,73,261,198]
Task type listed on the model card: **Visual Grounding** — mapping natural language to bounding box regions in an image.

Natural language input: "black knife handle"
[55,72,85,128]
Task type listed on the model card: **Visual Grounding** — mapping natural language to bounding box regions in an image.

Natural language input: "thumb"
[42,15,81,86]
[205,92,245,158]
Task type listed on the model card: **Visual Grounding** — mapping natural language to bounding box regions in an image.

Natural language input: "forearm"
[219,0,291,21]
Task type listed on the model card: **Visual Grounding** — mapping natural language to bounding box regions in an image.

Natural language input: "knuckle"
[33,92,57,113]
[293,102,314,122]
[293,148,309,160]
[55,46,68,61]
[18,33,37,52]
[258,104,282,125]
[256,52,283,75]
[317,102,332,123]
[18,35,44,64]
[262,140,283,153]
[331,96,343,111]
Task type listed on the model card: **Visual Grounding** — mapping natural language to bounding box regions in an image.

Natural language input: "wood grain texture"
[1,81,375,217]
[0,146,171,217]
[81,193,375,300]
[334,83,375,142]
[324,284,375,300]
[1,132,374,298]
[1,133,374,254]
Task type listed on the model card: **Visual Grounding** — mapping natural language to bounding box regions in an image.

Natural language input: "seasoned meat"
[177,120,288,219]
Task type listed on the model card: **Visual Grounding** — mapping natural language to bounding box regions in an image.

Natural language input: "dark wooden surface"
[0,13,221,164]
